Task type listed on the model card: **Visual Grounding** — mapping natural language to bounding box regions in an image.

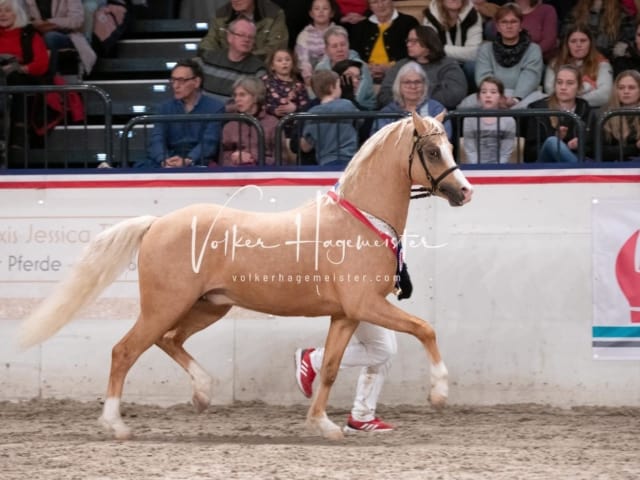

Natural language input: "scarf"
[492,31,531,68]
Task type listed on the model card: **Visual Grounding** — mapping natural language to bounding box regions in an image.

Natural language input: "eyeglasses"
[406,38,420,45]
[228,30,256,41]
[169,76,195,85]
[401,80,423,87]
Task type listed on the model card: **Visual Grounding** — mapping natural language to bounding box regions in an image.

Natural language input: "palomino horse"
[20,111,473,440]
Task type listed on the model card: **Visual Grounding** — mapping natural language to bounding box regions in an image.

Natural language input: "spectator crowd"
[3,0,640,167]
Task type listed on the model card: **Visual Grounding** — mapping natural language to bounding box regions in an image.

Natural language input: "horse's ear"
[434,110,447,124]
[412,110,426,136]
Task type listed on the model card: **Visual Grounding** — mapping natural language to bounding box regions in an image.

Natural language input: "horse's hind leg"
[99,307,192,440]
[155,301,231,413]
[306,315,359,441]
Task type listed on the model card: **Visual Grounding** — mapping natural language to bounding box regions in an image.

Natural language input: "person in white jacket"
[422,0,483,90]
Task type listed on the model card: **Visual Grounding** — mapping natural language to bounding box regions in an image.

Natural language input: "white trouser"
[309,322,397,422]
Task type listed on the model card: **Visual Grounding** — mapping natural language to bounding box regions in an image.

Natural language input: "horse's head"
[410,111,473,206]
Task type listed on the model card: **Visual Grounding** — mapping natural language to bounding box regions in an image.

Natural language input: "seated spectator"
[300,69,360,166]
[458,3,544,109]
[197,0,288,60]
[378,25,467,110]
[422,0,483,91]
[601,69,640,162]
[349,0,418,84]
[314,24,376,109]
[484,0,558,63]
[544,23,613,108]
[197,17,268,105]
[612,20,640,77]
[261,47,310,132]
[462,76,516,164]
[562,0,635,60]
[146,59,225,169]
[25,0,96,76]
[220,76,280,166]
[0,0,49,166]
[295,0,337,86]
[526,64,594,163]
[372,60,452,139]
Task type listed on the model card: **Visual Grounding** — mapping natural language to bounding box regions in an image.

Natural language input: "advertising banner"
[592,198,640,360]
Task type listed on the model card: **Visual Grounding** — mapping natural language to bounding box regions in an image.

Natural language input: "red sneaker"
[294,348,316,398]
[344,415,394,433]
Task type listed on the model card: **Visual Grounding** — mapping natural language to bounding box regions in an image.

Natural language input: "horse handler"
[295,323,397,432]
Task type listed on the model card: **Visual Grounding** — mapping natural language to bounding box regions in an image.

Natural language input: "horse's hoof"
[113,427,133,441]
[305,414,343,440]
[98,416,133,440]
[429,392,447,409]
[323,428,344,441]
[192,391,211,413]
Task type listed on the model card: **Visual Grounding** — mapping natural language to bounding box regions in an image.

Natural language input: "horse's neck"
[339,146,412,237]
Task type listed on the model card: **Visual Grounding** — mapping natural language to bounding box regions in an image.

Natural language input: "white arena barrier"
[0,168,639,407]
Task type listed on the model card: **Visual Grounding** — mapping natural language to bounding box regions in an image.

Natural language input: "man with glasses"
[198,0,288,60]
[197,16,267,105]
[145,59,225,168]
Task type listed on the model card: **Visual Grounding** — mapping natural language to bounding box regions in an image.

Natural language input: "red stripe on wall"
[0,178,340,189]
[0,173,638,189]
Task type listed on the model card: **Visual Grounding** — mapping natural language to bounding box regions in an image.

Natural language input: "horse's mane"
[338,115,443,193]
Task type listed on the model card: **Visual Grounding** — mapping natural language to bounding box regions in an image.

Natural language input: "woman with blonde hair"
[601,69,640,161]
[544,23,613,107]
[526,64,594,163]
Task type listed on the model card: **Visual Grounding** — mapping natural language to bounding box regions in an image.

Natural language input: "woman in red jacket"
[0,0,49,80]
[0,0,50,167]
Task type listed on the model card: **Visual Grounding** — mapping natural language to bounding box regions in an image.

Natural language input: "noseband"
[408,129,459,200]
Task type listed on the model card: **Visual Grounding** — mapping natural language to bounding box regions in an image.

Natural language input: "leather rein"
[408,129,459,200]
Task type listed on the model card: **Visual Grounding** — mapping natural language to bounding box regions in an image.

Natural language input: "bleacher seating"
[79,11,210,165]
[3,4,640,169]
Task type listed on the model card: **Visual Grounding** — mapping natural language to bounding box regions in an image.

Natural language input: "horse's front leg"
[351,298,448,408]
[306,315,359,440]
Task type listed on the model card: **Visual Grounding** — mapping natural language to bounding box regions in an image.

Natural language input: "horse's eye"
[428,149,440,157]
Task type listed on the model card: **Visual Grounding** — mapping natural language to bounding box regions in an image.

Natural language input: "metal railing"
[118,113,265,168]
[0,84,112,168]
[447,109,587,163]
[3,92,640,169]
[594,109,640,162]
[275,111,406,166]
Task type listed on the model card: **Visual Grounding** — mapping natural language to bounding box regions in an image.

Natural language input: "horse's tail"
[19,215,158,349]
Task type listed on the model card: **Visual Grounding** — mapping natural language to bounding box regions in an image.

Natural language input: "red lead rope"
[326,190,398,257]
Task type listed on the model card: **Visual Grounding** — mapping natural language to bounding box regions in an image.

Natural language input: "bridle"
[408,129,459,200]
